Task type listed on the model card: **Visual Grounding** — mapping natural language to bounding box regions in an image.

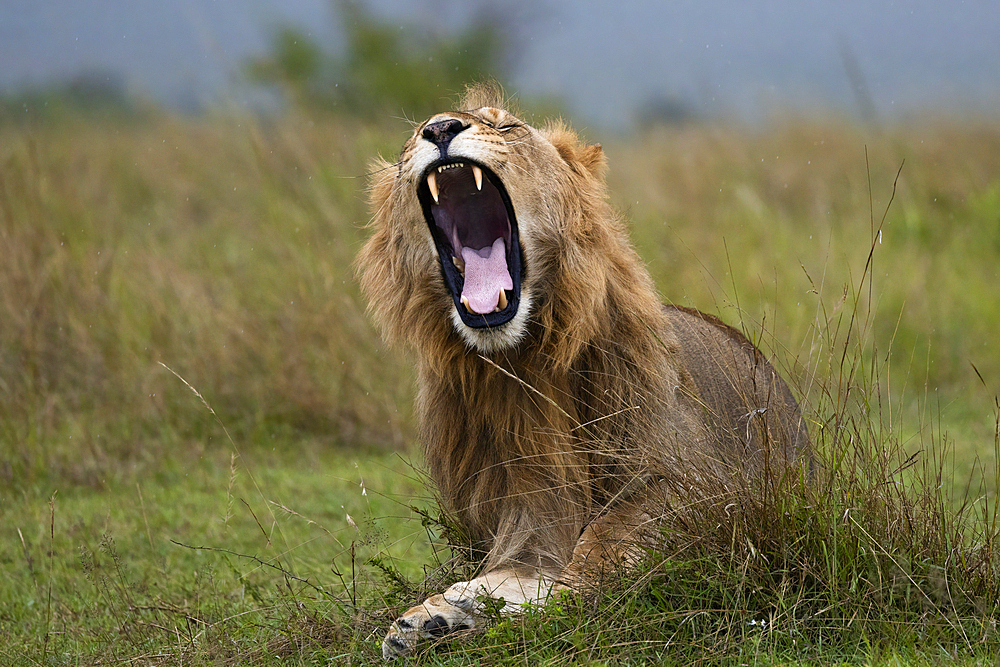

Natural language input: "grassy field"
[1,107,998,664]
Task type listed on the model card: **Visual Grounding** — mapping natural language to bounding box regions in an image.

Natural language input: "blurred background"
[3,0,999,126]
[2,0,999,491]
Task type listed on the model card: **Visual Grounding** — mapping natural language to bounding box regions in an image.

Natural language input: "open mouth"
[418,160,522,329]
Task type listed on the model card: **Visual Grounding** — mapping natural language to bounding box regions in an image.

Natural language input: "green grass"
[2,444,439,664]
[2,108,999,664]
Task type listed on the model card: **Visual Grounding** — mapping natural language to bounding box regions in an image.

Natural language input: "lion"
[356,83,809,659]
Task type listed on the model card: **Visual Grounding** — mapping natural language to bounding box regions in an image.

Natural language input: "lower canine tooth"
[461,295,471,312]
[497,290,508,310]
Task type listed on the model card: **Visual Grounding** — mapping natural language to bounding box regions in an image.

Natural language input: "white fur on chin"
[450,289,532,354]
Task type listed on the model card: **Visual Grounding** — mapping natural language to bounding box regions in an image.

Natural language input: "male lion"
[357,84,809,659]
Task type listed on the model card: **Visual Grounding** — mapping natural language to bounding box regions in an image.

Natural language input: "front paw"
[382,593,476,659]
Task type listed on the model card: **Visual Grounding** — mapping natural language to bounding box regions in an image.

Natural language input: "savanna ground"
[2,106,999,665]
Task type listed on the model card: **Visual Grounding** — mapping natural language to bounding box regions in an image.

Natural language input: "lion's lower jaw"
[449,290,533,353]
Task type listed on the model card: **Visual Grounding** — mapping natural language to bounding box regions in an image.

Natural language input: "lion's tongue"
[460,237,513,314]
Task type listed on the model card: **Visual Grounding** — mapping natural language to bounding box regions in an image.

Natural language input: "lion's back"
[662,305,809,474]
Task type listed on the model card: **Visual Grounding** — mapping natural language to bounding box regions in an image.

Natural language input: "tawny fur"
[356,83,808,583]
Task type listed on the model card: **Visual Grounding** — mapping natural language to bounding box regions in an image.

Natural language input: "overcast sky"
[1,0,998,127]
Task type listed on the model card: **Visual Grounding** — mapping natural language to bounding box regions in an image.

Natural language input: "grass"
[3,444,438,664]
[2,106,999,664]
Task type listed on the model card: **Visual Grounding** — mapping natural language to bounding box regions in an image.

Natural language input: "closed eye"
[469,113,522,133]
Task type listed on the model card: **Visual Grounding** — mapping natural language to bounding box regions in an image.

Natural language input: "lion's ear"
[549,124,607,180]
[578,143,606,178]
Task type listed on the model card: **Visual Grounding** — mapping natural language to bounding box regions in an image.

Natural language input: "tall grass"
[2,108,999,663]
[1,112,416,488]
[610,119,1000,496]
[5,112,998,488]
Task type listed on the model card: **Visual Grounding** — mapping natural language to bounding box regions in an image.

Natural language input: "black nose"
[422,118,467,151]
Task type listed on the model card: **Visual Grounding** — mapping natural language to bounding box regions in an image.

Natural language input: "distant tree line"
[0,70,142,123]
[245,0,515,118]
[0,1,516,123]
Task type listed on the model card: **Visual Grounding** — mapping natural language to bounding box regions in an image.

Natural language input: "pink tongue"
[460,238,513,314]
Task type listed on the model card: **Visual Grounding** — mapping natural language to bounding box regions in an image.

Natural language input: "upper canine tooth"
[427,170,439,203]
[472,165,483,191]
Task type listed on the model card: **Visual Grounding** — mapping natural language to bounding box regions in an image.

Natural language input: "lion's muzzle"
[418,158,523,329]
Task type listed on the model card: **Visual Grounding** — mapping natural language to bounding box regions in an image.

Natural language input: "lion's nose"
[422,118,468,153]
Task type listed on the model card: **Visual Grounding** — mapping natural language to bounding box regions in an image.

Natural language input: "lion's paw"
[382,589,478,659]
[382,571,554,659]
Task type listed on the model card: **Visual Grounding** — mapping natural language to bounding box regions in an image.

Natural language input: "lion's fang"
[428,163,480,202]
[427,170,439,203]
[460,290,508,313]
[452,255,465,276]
